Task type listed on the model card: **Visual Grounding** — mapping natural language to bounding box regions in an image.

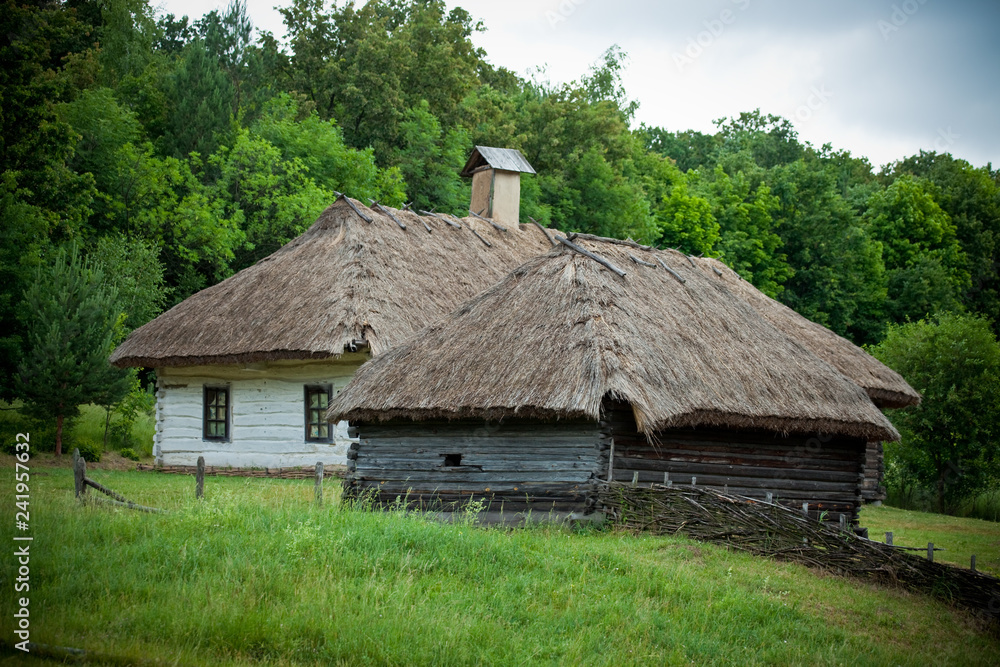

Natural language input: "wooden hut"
[110,196,554,468]
[327,234,917,522]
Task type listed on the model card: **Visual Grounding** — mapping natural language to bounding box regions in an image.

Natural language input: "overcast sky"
[155,0,1000,170]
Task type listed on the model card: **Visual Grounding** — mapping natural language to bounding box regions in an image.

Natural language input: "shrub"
[75,438,103,463]
[0,406,57,454]
[119,447,140,461]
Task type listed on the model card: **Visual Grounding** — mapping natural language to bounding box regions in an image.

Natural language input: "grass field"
[1,466,998,666]
[861,504,1000,575]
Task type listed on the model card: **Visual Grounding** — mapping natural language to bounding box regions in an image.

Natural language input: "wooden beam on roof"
[468,227,492,247]
[334,192,373,223]
[420,210,462,229]
[469,209,507,232]
[528,216,556,246]
[628,253,657,268]
[368,199,406,230]
[556,235,627,278]
[655,256,686,284]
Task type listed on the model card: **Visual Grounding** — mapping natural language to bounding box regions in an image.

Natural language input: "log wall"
[604,402,867,523]
[861,441,887,503]
[346,419,608,514]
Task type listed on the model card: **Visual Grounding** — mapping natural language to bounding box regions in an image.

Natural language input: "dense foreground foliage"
[1,468,997,665]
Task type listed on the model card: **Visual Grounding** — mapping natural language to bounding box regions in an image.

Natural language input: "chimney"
[460,146,536,227]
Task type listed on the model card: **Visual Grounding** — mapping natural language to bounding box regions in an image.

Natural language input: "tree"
[864,175,970,324]
[870,313,1000,513]
[889,152,1000,334]
[16,244,131,455]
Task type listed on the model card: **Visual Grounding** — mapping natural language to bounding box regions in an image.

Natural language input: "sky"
[154,0,1000,170]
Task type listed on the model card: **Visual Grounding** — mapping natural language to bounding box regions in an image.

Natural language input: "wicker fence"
[599,482,1000,620]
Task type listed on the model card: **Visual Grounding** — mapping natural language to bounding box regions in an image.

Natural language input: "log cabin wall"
[603,402,867,523]
[861,441,887,504]
[345,419,609,515]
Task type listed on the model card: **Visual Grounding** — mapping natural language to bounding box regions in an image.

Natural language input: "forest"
[2,0,999,514]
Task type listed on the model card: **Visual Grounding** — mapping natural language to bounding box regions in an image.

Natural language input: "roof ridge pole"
[333,192,373,223]
[528,216,556,246]
[469,209,507,232]
[555,235,627,278]
[368,199,406,230]
[420,210,462,229]
[655,256,687,284]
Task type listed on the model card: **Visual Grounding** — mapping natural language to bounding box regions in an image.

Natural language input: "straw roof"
[110,198,556,368]
[686,257,920,409]
[327,235,901,442]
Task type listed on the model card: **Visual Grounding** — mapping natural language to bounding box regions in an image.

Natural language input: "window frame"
[202,385,231,442]
[304,384,333,443]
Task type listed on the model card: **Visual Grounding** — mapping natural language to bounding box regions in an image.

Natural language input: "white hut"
[110,186,553,468]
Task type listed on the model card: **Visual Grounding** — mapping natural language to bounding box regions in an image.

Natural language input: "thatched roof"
[687,257,920,409]
[327,235,901,442]
[110,198,556,368]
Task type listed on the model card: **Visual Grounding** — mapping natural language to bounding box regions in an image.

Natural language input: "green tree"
[770,158,887,343]
[16,244,131,455]
[691,161,791,297]
[890,152,1000,333]
[161,38,235,158]
[870,313,1000,513]
[864,175,970,324]
[394,100,469,213]
[92,234,167,331]
[209,128,331,269]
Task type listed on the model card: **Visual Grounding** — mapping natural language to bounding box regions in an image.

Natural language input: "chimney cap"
[460,146,536,177]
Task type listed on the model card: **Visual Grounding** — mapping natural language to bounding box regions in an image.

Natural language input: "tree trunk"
[937,466,946,514]
[103,405,112,449]
[55,413,64,457]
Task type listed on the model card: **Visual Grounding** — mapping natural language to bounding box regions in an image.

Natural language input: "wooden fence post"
[971,555,977,571]
[196,456,205,499]
[885,531,893,546]
[663,472,669,486]
[691,476,697,487]
[766,492,773,504]
[927,542,934,562]
[839,513,846,532]
[74,454,86,499]
[631,471,638,487]
[315,462,324,506]
[802,502,809,517]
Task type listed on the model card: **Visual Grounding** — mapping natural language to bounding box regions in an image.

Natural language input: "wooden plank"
[613,457,860,483]
[355,470,595,483]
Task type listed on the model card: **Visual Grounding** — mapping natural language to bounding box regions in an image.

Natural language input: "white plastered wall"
[152,356,366,468]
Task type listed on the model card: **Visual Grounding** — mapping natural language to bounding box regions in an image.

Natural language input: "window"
[305,385,332,442]
[203,386,230,441]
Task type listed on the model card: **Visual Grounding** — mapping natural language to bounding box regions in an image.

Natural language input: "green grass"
[1,467,998,666]
[861,504,1000,575]
[71,403,156,457]
[0,402,155,458]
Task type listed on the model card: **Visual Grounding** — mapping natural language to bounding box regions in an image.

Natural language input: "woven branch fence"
[599,482,1000,620]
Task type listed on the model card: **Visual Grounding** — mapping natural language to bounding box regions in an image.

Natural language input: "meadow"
[1,465,998,666]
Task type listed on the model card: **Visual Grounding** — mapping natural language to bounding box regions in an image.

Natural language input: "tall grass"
[1,468,997,666]
[887,483,1000,523]
[0,402,154,457]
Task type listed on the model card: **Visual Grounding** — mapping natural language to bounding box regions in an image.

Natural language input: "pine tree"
[16,244,131,455]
